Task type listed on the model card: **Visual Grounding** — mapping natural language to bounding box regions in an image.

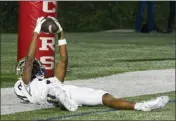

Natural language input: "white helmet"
[14,80,29,102]
[16,58,45,80]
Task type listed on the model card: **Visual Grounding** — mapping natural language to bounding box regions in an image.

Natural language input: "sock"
[134,103,142,111]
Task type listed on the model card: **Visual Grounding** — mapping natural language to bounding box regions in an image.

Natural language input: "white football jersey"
[14,77,62,105]
[14,77,107,107]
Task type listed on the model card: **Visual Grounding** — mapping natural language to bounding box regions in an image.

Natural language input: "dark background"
[0,1,171,33]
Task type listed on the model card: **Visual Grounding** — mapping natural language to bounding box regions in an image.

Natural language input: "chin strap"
[36,75,44,80]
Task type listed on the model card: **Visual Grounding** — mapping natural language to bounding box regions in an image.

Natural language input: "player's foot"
[56,90,78,112]
[134,96,169,111]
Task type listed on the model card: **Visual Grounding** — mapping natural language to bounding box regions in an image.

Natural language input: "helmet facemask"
[33,65,45,80]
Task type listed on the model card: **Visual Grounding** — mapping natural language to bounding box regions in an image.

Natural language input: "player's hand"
[47,16,63,33]
[34,17,46,34]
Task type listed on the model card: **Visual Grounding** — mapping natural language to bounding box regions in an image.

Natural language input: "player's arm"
[22,17,45,85]
[46,16,67,83]
[54,30,68,83]
[22,32,38,85]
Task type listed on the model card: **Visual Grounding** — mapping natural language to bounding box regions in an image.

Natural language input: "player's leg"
[64,86,168,111]
[68,87,134,110]
[67,86,108,106]
[102,93,135,110]
[102,93,169,111]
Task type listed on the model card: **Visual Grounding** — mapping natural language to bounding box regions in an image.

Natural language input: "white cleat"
[134,96,169,111]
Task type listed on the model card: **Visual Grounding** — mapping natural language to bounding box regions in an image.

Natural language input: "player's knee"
[102,93,115,106]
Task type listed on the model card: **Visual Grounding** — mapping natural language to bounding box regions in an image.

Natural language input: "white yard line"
[1,69,175,115]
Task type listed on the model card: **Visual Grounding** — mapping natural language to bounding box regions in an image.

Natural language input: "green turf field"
[1,32,175,120]
[1,32,175,87]
[1,91,175,120]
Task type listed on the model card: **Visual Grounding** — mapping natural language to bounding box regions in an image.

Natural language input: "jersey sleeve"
[15,78,37,104]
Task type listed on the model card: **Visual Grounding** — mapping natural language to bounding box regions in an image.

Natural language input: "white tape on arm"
[58,39,67,46]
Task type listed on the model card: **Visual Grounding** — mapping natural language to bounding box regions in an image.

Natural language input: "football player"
[14,17,169,112]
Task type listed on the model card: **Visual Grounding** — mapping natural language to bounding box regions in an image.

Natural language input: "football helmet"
[16,58,46,80]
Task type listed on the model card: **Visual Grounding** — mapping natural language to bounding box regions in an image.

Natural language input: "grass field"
[1,91,175,120]
[0,32,175,120]
[1,32,175,87]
